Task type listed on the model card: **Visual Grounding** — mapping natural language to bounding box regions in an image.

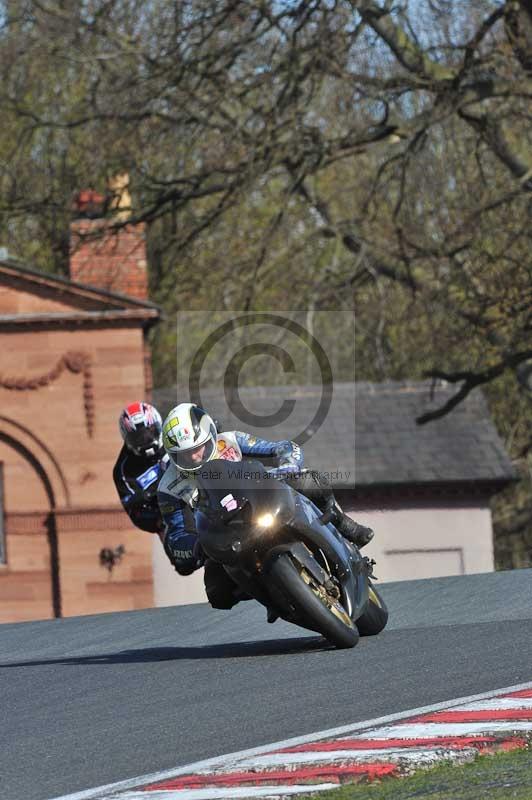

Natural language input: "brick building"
[0,204,160,623]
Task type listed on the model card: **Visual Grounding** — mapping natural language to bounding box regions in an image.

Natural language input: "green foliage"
[296,744,532,800]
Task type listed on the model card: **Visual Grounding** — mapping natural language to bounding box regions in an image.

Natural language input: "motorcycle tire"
[268,552,359,649]
[356,581,388,636]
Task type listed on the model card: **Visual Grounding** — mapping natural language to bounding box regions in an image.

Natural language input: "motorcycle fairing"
[195,457,370,624]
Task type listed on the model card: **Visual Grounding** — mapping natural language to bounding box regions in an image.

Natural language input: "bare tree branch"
[417,349,532,424]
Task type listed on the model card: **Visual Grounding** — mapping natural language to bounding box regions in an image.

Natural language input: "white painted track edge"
[49,679,532,800]
[115,786,341,800]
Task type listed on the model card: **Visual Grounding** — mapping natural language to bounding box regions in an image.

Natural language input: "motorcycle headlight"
[256,512,275,528]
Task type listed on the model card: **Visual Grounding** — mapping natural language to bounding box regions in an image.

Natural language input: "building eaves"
[0,309,159,330]
[0,258,162,312]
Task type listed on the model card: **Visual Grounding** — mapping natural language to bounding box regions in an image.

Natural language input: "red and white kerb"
[59,683,532,800]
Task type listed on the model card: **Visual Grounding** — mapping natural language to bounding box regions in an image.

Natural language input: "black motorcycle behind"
[195,458,388,649]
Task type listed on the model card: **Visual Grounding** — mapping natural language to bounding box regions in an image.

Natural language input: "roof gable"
[0,259,159,313]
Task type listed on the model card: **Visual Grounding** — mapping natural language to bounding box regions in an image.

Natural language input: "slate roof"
[152,381,517,490]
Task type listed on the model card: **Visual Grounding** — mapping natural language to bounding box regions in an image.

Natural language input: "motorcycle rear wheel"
[268,553,359,649]
[356,581,388,636]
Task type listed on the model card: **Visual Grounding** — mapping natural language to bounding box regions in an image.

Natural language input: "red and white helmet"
[119,402,163,457]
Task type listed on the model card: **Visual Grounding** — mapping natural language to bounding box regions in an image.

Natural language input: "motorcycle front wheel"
[356,580,388,636]
[267,553,359,649]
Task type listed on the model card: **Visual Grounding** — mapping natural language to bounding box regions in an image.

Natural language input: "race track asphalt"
[1,568,531,800]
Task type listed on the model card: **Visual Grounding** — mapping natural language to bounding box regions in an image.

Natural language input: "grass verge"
[299,745,532,800]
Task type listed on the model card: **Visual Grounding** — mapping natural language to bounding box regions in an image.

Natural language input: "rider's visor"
[172,437,216,471]
[129,424,161,455]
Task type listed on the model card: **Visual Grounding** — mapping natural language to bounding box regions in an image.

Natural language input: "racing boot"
[331,505,374,549]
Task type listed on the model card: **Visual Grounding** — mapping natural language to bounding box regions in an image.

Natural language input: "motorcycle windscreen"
[195,458,294,523]
[195,458,295,564]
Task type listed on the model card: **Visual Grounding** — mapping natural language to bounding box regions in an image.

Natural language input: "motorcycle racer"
[158,403,374,609]
[113,402,169,537]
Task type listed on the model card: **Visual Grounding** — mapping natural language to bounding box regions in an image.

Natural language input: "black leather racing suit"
[113,444,168,533]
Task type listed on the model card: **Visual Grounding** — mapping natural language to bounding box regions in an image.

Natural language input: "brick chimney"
[70,175,149,301]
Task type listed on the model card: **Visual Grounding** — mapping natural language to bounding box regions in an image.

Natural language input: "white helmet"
[162,403,217,472]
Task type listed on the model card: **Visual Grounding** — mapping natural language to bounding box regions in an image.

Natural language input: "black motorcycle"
[195,459,388,649]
